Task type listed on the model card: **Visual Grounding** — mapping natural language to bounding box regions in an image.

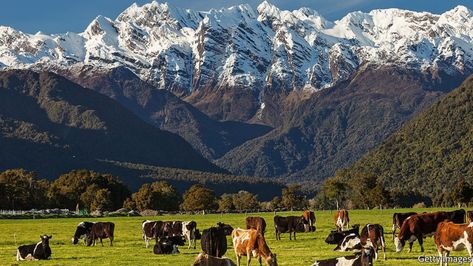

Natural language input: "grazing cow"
[246,217,267,236]
[72,221,95,245]
[303,211,316,232]
[325,225,360,247]
[202,225,229,257]
[17,235,52,261]
[193,253,237,266]
[274,215,304,240]
[153,235,186,254]
[86,222,115,247]
[392,212,417,239]
[394,211,462,253]
[335,210,350,231]
[232,228,277,266]
[142,220,166,248]
[311,247,375,266]
[468,211,473,223]
[360,224,386,260]
[183,221,198,249]
[434,221,473,266]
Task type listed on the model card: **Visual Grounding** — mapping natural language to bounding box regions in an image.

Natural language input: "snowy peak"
[1,2,473,94]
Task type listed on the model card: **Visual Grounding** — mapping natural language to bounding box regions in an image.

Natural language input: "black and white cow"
[17,235,52,261]
[182,221,198,249]
[142,220,164,248]
[325,225,360,247]
[72,221,95,245]
[153,235,186,254]
[311,247,375,266]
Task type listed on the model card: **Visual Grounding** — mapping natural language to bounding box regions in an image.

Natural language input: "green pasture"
[0,208,469,265]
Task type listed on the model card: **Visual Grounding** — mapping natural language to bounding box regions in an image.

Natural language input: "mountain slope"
[0,69,222,179]
[216,66,466,182]
[52,65,272,159]
[339,75,473,197]
[1,2,472,122]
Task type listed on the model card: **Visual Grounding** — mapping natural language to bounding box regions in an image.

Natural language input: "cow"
[274,215,304,240]
[153,235,186,254]
[360,224,386,260]
[434,221,473,266]
[446,209,466,224]
[17,235,52,261]
[201,224,230,257]
[142,220,166,248]
[303,211,316,232]
[163,221,183,236]
[392,212,417,239]
[394,211,463,253]
[231,228,277,266]
[325,225,360,247]
[183,221,198,249]
[72,221,95,245]
[311,247,375,266]
[193,253,237,266]
[86,222,115,247]
[246,217,267,236]
[335,210,350,231]
[468,211,473,223]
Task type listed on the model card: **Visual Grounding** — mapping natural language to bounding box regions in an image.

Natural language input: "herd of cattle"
[14,209,473,266]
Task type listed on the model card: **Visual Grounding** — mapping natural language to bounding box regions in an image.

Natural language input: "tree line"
[0,169,309,212]
[317,171,473,209]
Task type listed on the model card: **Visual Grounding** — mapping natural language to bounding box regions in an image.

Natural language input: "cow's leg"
[417,235,424,253]
[246,250,252,266]
[236,254,241,266]
[145,236,149,248]
[110,236,113,246]
[100,238,104,247]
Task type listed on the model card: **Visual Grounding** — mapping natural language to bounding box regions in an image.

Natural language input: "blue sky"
[1,0,472,34]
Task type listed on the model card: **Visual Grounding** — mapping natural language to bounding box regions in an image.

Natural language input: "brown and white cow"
[334,210,350,232]
[303,211,316,232]
[246,217,267,236]
[86,222,115,247]
[434,221,473,266]
[361,224,386,260]
[392,212,417,239]
[467,211,473,223]
[193,253,237,266]
[231,228,277,266]
[394,211,462,253]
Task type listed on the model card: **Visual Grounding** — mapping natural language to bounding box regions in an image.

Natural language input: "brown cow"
[86,222,115,246]
[246,217,266,236]
[231,228,277,266]
[467,211,473,223]
[334,210,349,231]
[434,221,473,266]
[361,224,386,260]
[392,212,417,239]
[303,211,316,232]
[394,211,458,253]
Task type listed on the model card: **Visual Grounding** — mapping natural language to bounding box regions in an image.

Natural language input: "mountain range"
[1,1,472,188]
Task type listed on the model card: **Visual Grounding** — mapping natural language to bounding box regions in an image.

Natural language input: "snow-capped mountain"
[1,1,472,101]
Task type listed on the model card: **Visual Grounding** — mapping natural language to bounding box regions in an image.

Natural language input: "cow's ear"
[48,235,52,239]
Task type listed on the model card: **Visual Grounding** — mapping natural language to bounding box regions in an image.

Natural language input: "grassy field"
[0,208,470,265]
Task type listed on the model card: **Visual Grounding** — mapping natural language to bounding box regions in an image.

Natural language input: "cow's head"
[72,222,89,245]
[361,247,374,266]
[217,222,234,236]
[325,231,343,244]
[394,236,405,252]
[40,235,52,246]
[265,253,277,266]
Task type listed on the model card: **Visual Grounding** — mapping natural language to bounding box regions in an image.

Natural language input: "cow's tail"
[380,226,385,248]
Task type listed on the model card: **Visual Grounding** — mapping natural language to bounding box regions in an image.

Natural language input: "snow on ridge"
[1,2,472,93]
